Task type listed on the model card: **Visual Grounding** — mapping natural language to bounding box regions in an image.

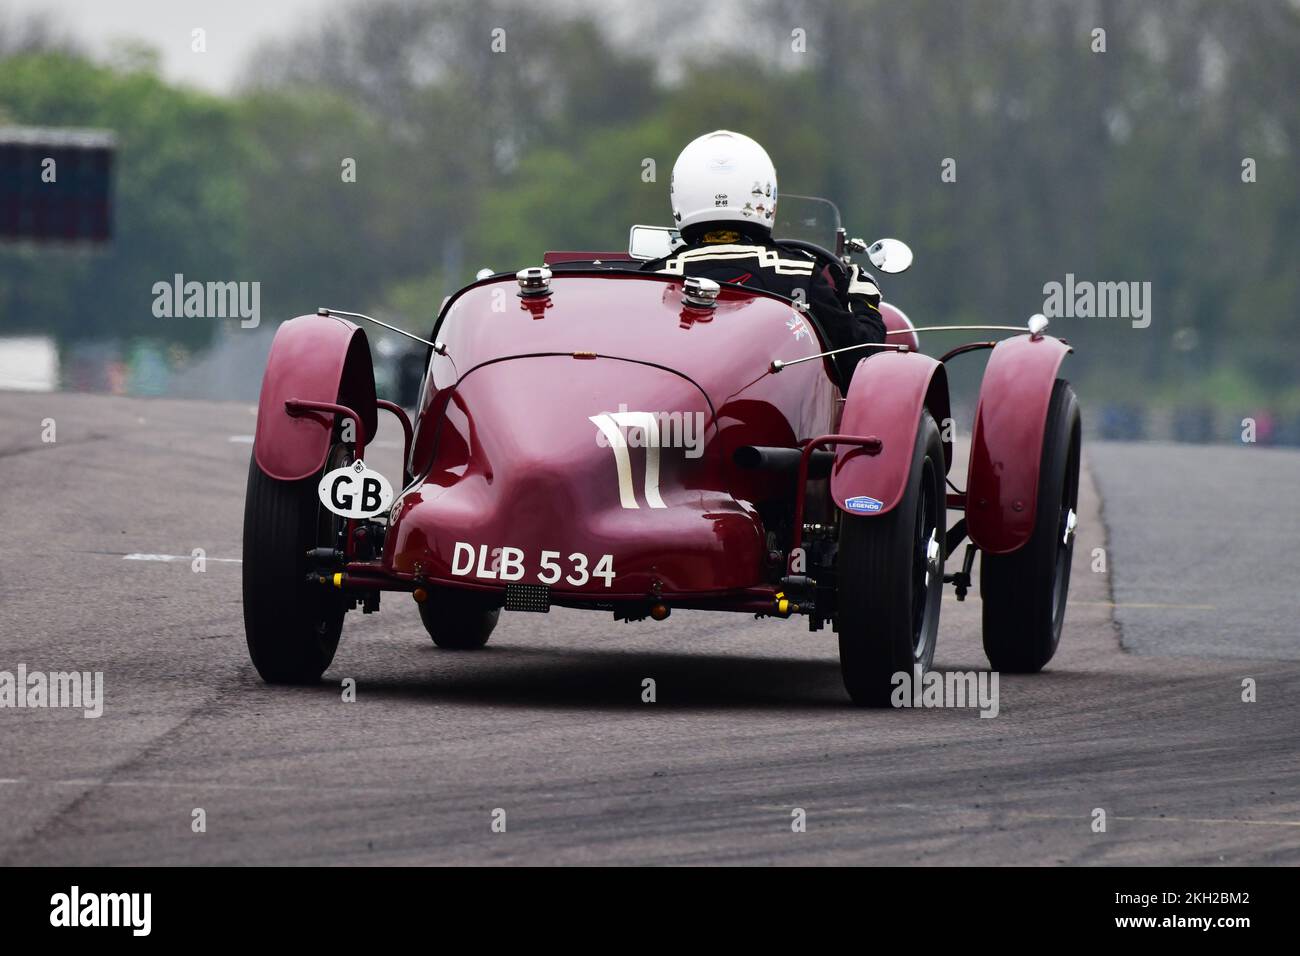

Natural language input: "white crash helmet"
[670,130,778,232]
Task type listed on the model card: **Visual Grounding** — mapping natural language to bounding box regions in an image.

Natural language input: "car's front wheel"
[242,447,348,683]
[836,410,946,707]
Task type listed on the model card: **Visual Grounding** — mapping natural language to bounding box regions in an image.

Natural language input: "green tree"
[0,52,250,348]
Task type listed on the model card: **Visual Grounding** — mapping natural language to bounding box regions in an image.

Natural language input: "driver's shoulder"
[689,240,816,269]
[645,238,816,277]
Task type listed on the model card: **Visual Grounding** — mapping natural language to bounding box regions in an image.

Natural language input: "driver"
[644,130,885,386]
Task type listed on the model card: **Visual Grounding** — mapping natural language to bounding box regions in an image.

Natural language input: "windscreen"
[774,194,841,251]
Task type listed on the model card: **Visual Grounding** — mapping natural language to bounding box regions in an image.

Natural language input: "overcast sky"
[6,0,754,95]
[4,0,341,91]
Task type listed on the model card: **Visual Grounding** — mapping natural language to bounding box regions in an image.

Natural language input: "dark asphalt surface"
[1089,441,1300,661]
[0,392,1296,865]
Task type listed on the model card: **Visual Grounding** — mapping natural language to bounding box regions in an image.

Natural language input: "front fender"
[252,315,378,481]
[966,334,1072,554]
[830,350,950,516]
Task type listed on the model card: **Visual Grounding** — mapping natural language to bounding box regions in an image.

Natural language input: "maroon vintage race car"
[242,199,1081,706]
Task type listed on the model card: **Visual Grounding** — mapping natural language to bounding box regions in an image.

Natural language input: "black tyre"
[981,379,1081,672]
[837,409,946,707]
[419,590,500,650]
[242,449,347,683]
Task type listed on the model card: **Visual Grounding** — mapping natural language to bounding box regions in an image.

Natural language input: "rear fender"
[252,315,378,481]
[830,350,950,516]
[966,334,1072,554]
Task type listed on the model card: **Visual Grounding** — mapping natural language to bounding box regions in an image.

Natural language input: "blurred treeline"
[0,0,1296,411]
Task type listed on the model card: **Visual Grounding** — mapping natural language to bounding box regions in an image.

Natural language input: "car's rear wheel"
[242,445,348,683]
[837,409,946,707]
[981,379,1081,672]
[419,590,500,650]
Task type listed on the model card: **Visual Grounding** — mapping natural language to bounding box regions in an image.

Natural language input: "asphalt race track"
[1,392,1296,865]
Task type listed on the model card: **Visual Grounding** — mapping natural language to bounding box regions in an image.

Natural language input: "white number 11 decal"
[589,412,667,509]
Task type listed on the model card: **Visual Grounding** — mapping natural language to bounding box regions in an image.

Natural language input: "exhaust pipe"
[733,445,834,479]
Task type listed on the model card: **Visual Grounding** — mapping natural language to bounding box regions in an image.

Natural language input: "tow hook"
[772,591,800,618]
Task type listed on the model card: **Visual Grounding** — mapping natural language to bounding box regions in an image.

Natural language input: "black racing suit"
[643,225,886,387]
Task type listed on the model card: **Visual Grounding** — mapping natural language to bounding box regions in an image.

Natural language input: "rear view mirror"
[628,225,679,261]
[867,238,914,274]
